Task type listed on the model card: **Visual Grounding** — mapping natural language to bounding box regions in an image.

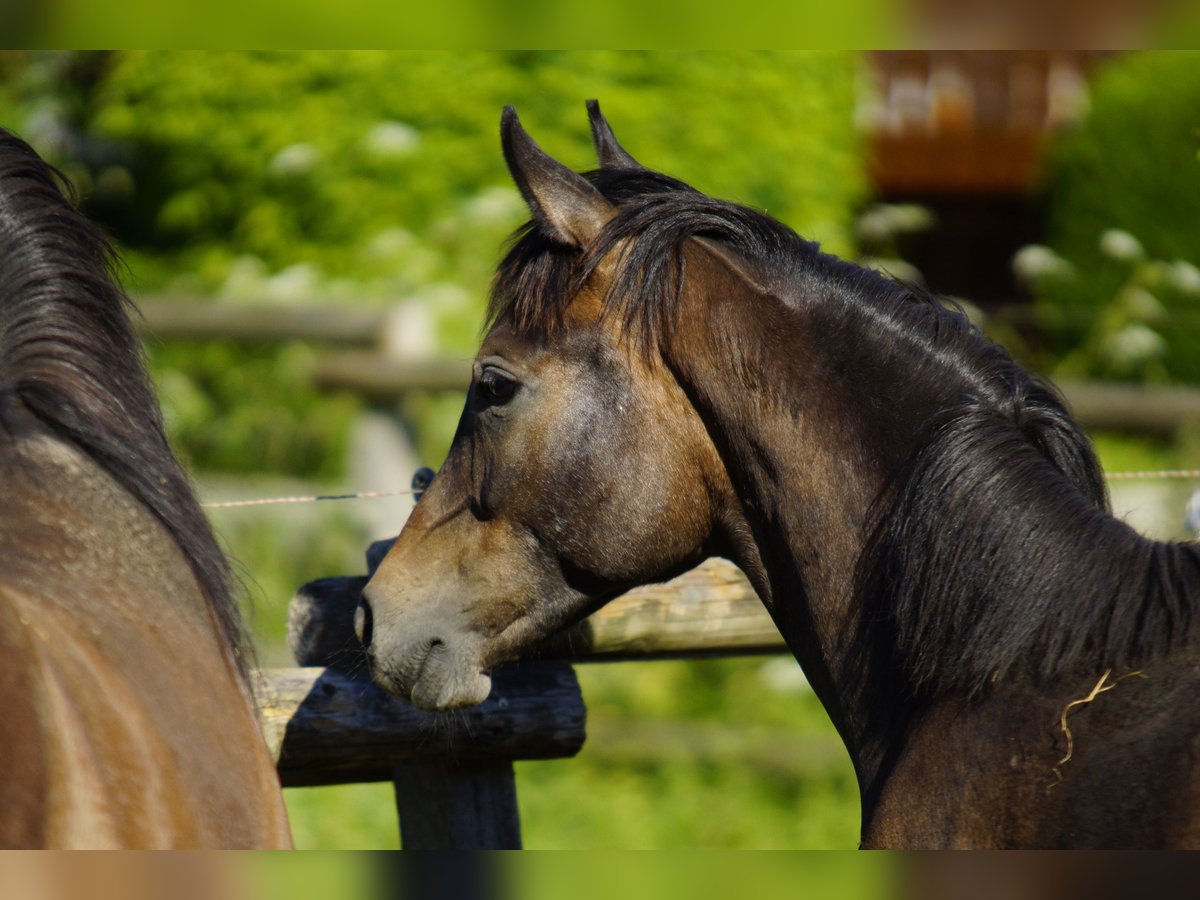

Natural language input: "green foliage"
[515,746,859,849]
[284,783,401,850]
[518,852,889,900]
[87,52,864,294]
[1015,232,1200,382]
[151,341,360,478]
[244,852,375,899]
[1,52,866,477]
[1041,52,1200,382]
[516,658,860,849]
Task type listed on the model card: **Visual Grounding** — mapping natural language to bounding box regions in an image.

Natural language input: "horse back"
[0,414,291,848]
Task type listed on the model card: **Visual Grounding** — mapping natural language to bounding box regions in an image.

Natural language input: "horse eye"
[478,368,518,405]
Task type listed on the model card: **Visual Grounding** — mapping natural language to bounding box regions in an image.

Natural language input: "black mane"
[490,161,1200,699]
[490,166,812,349]
[0,129,250,679]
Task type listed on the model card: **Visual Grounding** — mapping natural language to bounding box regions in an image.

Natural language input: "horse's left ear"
[501,105,615,248]
[586,99,643,170]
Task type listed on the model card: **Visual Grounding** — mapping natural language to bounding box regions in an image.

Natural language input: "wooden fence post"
[392,761,522,849]
[358,538,527,848]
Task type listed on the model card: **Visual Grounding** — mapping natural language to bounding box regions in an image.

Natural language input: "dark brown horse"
[0,130,291,847]
[361,102,1200,848]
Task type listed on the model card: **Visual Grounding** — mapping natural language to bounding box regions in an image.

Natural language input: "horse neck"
[663,254,947,768]
[666,249,1200,794]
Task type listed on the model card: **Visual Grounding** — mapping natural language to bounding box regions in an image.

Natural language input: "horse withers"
[360,102,1200,848]
[0,130,291,848]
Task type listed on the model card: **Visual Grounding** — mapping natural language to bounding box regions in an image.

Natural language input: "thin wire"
[199,469,1200,510]
[1105,469,1200,481]
[201,489,418,510]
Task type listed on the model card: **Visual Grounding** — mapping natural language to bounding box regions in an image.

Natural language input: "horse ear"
[586,99,643,170]
[501,105,615,248]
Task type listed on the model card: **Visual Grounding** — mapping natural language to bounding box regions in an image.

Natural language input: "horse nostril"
[354,599,374,648]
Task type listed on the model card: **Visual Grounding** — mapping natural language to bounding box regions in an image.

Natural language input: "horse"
[0,129,291,848]
[358,101,1200,848]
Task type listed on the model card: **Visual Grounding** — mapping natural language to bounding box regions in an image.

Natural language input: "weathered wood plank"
[537,559,785,661]
[289,557,786,667]
[1056,380,1200,436]
[287,576,368,669]
[131,303,1200,437]
[312,353,471,397]
[257,663,586,787]
[392,762,522,850]
[136,300,388,346]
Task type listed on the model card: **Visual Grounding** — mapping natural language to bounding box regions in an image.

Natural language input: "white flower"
[219,255,268,299]
[759,657,811,694]
[1099,229,1145,262]
[1102,323,1166,366]
[883,203,936,234]
[855,208,893,247]
[1169,260,1200,296]
[462,186,525,226]
[859,256,924,285]
[265,263,321,301]
[1012,245,1074,285]
[269,143,319,175]
[364,121,420,159]
[364,227,416,259]
[1119,286,1165,321]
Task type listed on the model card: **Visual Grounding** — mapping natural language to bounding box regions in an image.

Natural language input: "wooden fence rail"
[259,663,586,789]
[136,298,390,346]
[271,543,783,848]
[288,557,782,671]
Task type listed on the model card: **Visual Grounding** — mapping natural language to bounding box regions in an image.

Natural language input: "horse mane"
[0,129,251,680]
[489,166,810,349]
[491,159,1200,699]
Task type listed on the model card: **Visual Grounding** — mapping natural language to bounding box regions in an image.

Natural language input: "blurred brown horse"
[361,103,1200,848]
[0,130,290,847]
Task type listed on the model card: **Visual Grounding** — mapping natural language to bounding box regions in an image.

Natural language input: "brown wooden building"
[860,51,1114,305]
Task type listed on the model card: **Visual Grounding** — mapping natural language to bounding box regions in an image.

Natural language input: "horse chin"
[371,639,494,711]
[410,666,493,712]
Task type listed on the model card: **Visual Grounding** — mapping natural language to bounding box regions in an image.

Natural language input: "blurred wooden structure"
[863,51,1110,193]
[860,51,1113,306]
[138,296,1200,437]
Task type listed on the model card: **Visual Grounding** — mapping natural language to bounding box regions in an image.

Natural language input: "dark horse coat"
[360,102,1200,848]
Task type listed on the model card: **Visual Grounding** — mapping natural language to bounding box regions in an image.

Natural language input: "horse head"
[359,103,735,710]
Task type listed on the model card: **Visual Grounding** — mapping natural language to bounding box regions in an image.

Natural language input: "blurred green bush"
[1040,51,1200,383]
[2,51,866,477]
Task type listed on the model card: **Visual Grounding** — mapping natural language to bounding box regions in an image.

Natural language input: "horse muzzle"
[356,594,493,711]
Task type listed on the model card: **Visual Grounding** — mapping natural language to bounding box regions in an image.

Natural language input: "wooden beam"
[130,302,1200,438]
[289,558,785,668]
[135,299,388,346]
[311,353,472,397]
[1057,380,1200,436]
[258,662,586,787]
[536,559,784,661]
[393,762,522,850]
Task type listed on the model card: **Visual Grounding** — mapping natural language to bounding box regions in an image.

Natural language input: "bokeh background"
[3,50,1200,849]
